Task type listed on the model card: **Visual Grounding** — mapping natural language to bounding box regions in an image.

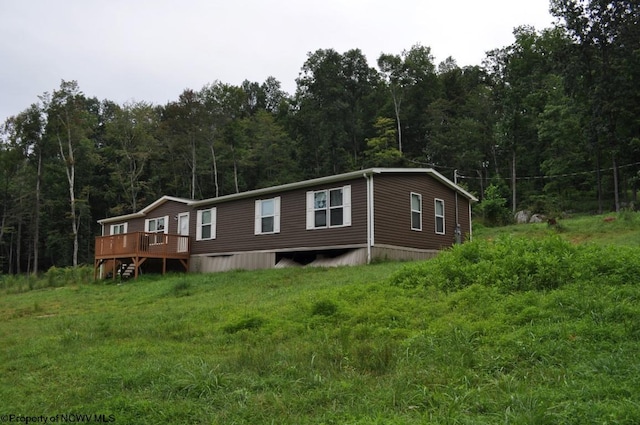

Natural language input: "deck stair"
[118,262,136,279]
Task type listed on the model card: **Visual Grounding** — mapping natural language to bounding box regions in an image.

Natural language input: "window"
[306,185,351,229]
[110,222,128,247]
[196,208,216,241]
[145,216,168,234]
[255,197,280,235]
[435,199,445,234]
[410,193,422,231]
[145,216,168,244]
[110,223,127,235]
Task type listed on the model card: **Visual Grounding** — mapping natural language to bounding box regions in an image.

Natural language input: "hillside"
[1,212,639,424]
[474,210,640,247]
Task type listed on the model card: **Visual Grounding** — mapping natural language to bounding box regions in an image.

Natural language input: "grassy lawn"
[1,212,639,424]
[474,209,640,246]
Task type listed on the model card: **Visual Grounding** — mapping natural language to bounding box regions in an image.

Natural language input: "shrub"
[576,244,640,286]
[389,235,640,292]
[478,183,513,227]
[45,265,93,287]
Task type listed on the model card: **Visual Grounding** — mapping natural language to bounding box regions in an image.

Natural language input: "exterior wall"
[190,177,368,255]
[104,200,192,235]
[188,245,437,274]
[190,252,276,273]
[373,173,472,250]
[372,245,440,262]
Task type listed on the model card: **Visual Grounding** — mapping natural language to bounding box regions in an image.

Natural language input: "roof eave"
[369,168,479,202]
[97,212,144,225]
[96,195,193,225]
[189,169,375,207]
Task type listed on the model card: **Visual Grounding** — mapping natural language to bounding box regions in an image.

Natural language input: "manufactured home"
[94,168,477,278]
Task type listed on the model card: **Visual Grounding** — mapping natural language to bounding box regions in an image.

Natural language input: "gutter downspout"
[99,223,105,279]
[454,170,461,244]
[364,172,373,264]
[469,202,473,242]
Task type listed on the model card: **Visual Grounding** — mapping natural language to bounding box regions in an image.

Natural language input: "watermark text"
[0,414,115,424]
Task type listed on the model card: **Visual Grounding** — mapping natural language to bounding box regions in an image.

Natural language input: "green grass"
[474,210,640,246]
[1,212,640,424]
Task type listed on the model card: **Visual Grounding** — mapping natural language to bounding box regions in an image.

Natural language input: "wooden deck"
[94,232,190,279]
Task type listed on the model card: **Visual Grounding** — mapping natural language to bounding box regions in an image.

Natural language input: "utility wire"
[408,158,640,182]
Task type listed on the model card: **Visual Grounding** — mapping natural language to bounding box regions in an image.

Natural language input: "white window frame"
[255,197,280,235]
[196,208,216,241]
[145,215,168,245]
[306,185,351,230]
[145,216,169,234]
[110,222,128,235]
[110,222,129,248]
[410,193,422,231]
[435,198,445,235]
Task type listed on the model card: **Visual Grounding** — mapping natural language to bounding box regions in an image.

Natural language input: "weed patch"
[311,299,338,316]
[390,235,640,292]
[168,279,192,297]
[222,315,266,334]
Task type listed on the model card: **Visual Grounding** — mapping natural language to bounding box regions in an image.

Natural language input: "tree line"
[1,0,638,274]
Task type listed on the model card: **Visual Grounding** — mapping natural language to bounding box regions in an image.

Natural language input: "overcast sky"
[0,0,555,125]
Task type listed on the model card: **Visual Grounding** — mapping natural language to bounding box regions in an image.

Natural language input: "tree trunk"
[595,148,603,214]
[58,117,79,268]
[191,136,197,199]
[127,151,138,212]
[8,230,14,274]
[209,142,219,197]
[231,141,239,193]
[511,149,517,214]
[16,217,22,274]
[33,152,41,275]
[233,158,239,194]
[392,90,402,153]
[0,213,5,262]
[477,169,485,202]
[612,154,620,212]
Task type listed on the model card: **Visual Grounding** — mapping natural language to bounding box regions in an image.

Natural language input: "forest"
[0,0,638,274]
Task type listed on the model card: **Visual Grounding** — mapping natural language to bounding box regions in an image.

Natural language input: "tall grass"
[0,265,94,294]
[390,234,640,291]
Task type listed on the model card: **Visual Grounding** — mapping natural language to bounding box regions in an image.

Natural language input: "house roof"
[97,196,193,224]
[98,168,477,224]
[189,168,478,207]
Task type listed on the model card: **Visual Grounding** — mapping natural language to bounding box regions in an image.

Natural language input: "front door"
[177,212,189,252]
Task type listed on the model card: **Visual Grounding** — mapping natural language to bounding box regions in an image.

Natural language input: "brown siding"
[373,173,472,250]
[105,201,192,235]
[191,177,368,255]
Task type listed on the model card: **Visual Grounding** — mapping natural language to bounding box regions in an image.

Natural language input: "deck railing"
[95,232,190,259]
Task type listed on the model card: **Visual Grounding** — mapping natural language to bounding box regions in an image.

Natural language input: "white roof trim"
[97,195,193,224]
